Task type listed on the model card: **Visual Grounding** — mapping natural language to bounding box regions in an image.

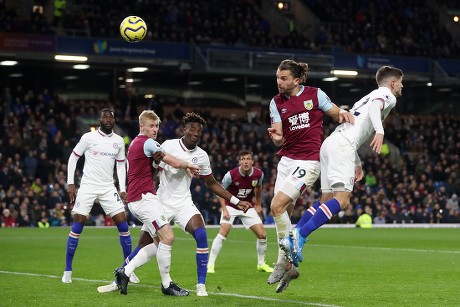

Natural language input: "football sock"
[64,222,83,271]
[300,198,341,238]
[274,211,291,264]
[257,238,267,265]
[124,243,157,277]
[116,221,132,260]
[193,228,209,285]
[296,201,320,228]
[208,233,226,267]
[123,246,141,267]
[157,242,172,288]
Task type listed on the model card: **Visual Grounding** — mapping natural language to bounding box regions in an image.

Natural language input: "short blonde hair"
[139,110,161,126]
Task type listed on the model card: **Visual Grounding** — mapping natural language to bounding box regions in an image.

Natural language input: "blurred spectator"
[356,205,373,228]
[373,211,386,224]
[37,212,50,228]
[1,208,16,227]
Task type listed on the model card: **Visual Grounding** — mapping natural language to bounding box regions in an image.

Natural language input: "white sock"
[124,243,157,277]
[208,233,226,267]
[157,242,172,288]
[257,238,267,266]
[274,211,291,264]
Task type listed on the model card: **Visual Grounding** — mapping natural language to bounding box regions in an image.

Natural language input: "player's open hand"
[370,133,384,154]
[119,191,127,204]
[355,165,364,182]
[267,128,282,140]
[339,110,355,124]
[67,184,77,204]
[186,164,200,177]
[222,207,231,220]
[152,151,165,163]
[237,200,252,213]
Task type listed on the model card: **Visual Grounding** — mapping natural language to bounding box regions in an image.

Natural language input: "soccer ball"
[119,16,147,43]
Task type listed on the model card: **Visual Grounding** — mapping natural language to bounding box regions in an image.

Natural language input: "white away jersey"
[335,87,397,148]
[73,129,125,187]
[157,138,212,208]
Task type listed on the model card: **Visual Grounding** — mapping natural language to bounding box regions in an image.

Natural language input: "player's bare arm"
[162,153,200,174]
[254,186,263,214]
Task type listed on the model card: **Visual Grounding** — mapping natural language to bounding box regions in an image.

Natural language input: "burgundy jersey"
[222,166,264,210]
[126,135,155,203]
[273,86,324,161]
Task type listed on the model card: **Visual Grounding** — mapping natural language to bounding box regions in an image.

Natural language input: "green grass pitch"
[1,226,459,306]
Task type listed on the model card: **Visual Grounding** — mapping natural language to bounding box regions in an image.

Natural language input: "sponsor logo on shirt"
[237,188,252,198]
[288,112,310,131]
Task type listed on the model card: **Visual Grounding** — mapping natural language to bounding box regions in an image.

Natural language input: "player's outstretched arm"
[163,153,200,174]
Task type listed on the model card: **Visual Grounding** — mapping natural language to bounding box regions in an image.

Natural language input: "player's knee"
[270,201,282,216]
[158,226,175,245]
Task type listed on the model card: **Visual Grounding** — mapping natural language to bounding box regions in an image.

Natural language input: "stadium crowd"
[0,0,459,227]
[0,85,459,228]
[0,0,459,58]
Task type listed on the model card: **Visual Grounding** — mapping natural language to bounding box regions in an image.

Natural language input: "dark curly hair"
[183,112,207,127]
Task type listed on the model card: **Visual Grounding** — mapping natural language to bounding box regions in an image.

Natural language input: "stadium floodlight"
[331,70,358,76]
[0,60,18,66]
[54,55,88,62]
[73,64,90,70]
[322,77,338,82]
[127,67,148,72]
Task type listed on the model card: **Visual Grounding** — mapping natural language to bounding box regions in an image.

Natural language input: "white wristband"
[230,196,239,205]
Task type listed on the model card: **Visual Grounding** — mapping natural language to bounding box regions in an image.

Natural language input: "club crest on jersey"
[192,157,198,164]
[304,100,313,110]
[252,180,258,187]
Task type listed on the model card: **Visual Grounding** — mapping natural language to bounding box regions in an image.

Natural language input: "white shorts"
[72,185,125,218]
[320,131,356,192]
[141,197,202,234]
[129,193,169,238]
[274,156,320,201]
[220,206,262,229]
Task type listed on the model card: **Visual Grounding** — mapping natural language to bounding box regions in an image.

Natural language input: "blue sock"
[123,246,141,267]
[193,228,208,285]
[300,198,341,238]
[117,222,132,260]
[65,222,84,271]
[296,201,321,228]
